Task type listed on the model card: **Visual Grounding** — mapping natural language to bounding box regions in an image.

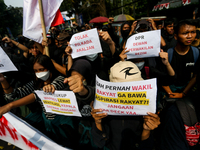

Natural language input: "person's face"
[165,23,174,35]
[157,24,162,29]
[33,62,48,73]
[30,43,40,56]
[58,39,68,47]
[175,24,196,46]
[123,24,130,31]
[109,17,114,23]
[55,39,59,47]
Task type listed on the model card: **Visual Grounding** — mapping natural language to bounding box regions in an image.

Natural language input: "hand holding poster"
[70,28,103,59]
[93,76,157,115]
[125,30,161,59]
[35,90,81,117]
[0,47,18,73]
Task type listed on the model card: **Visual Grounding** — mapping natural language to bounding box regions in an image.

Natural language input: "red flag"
[51,9,65,27]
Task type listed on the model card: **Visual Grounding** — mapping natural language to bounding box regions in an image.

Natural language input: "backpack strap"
[167,47,174,63]
[176,97,198,126]
[191,46,199,63]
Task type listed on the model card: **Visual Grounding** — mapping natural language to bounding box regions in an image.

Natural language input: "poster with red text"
[93,76,157,116]
[0,112,69,150]
[70,28,103,59]
[125,30,161,59]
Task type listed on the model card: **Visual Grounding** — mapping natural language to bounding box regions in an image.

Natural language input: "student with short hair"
[162,19,198,99]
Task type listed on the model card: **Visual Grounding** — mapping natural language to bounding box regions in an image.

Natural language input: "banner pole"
[38,0,50,57]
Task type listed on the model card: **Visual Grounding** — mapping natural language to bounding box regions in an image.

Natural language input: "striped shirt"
[5,76,66,120]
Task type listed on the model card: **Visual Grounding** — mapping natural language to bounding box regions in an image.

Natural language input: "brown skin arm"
[142,112,160,140]
[52,60,67,76]
[0,93,35,117]
[90,101,107,131]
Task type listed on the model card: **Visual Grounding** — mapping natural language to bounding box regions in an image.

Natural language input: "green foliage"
[0,0,23,38]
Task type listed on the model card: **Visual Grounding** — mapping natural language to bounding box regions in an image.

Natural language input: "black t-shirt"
[170,48,195,86]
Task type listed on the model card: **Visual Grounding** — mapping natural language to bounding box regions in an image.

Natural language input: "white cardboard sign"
[35,91,81,117]
[125,30,161,59]
[3,112,70,150]
[93,76,157,116]
[0,47,18,73]
[70,28,103,59]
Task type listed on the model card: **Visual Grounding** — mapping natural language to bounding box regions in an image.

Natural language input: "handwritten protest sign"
[125,30,161,59]
[1,112,69,150]
[93,76,157,115]
[35,91,81,117]
[0,47,18,73]
[70,28,103,59]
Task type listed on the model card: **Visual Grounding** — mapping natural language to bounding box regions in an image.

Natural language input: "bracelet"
[3,85,10,90]
[16,42,19,47]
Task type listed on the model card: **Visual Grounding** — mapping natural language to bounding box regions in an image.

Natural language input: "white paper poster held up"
[35,90,82,117]
[125,30,161,59]
[70,28,103,59]
[0,47,18,73]
[93,76,157,116]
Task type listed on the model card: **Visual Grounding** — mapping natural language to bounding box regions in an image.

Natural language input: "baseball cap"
[109,61,144,82]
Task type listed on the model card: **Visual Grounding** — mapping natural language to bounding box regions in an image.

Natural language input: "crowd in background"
[0,10,199,150]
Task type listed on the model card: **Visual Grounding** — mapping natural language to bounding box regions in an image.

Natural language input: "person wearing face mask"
[49,31,71,66]
[119,22,132,51]
[0,54,95,148]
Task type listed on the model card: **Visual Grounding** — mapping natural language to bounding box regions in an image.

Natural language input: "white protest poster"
[0,47,18,73]
[2,112,70,150]
[23,0,63,43]
[125,30,161,59]
[35,90,82,117]
[70,28,103,59]
[93,76,157,116]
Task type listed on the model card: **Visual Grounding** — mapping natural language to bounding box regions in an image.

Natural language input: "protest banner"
[1,112,69,150]
[35,90,82,117]
[70,28,103,59]
[23,0,63,43]
[125,30,161,59]
[0,47,18,73]
[93,76,157,115]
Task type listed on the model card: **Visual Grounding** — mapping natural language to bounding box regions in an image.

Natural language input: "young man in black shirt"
[162,19,198,99]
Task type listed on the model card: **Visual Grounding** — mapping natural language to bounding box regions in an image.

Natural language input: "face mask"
[86,53,98,61]
[135,61,145,70]
[36,71,50,81]
[121,29,130,39]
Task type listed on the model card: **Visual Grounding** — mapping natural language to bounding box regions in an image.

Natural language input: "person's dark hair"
[174,19,197,34]
[68,59,92,85]
[156,21,162,26]
[33,54,60,88]
[120,21,131,34]
[27,41,35,49]
[164,18,176,27]
[140,24,148,30]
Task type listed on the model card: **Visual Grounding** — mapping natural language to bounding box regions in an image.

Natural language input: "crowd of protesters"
[0,10,199,150]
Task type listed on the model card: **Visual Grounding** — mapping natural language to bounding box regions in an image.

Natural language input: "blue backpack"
[167,46,199,63]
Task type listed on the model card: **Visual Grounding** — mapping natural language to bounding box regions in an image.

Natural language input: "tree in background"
[0,0,23,38]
